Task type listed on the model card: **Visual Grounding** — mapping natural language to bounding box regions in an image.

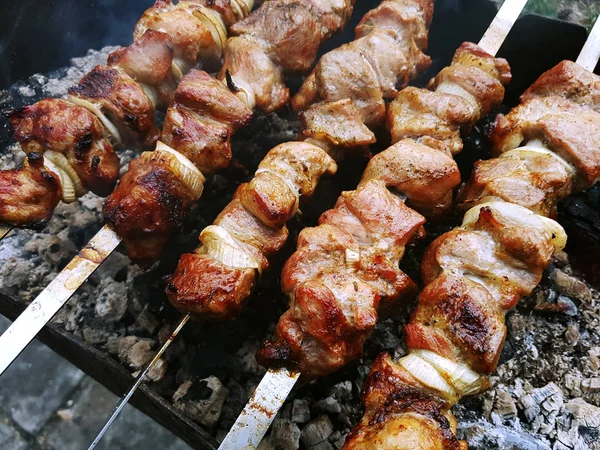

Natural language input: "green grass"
[581,2,600,29]
[524,0,562,17]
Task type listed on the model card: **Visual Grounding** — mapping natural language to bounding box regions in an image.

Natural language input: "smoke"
[0,0,151,89]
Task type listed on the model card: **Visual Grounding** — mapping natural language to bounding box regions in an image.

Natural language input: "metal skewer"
[87,313,190,450]
[0,225,120,375]
[576,10,600,71]
[217,0,534,448]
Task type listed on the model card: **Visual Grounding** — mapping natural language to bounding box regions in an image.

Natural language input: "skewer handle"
[0,225,120,376]
[88,313,191,450]
[576,14,600,71]
[478,0,529,56]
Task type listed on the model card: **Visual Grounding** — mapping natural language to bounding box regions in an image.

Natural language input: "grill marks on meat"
[10,99,120,197]
[167,142,336,317]
[219,0,355,112]
[293,0,434,128]
[104,70,252,265]
[257,180,425,380]
[344,354,464,450]
[344,63,600,449]
[3,0,242,228]
[364,42,512,218]
[69,65,159,149]
[0,153,61,228]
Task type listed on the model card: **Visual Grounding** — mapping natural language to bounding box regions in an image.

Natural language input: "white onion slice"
[231,0,254,19]
[67,95,122,145]
[503,139,576,177]
[42,157,77,203]
[139,82,159,109]
[462,201,567,253]
[193,7,227,55]
[225,74,256,110]
[399,353,458,403]
[413,350,486,397]
[199,225,260,270]
[150,142,206,199]
[436,82,479,110]
[43,151,87,197]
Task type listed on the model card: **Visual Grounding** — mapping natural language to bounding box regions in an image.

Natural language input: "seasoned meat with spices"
[10,99,119,197]
[258,181,424,380]
[0,154,61,228]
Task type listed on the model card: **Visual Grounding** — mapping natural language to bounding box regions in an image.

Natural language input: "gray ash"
[1,47,600,450]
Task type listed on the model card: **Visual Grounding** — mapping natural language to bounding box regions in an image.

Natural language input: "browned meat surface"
[299,99,376,155]
[458,147,573,217]
[490,96,600,189]
[219,0,355,112]
[103,155,196,267]
[293,0,434,126]
[166,0,433,324]
[361,139,460,217]
[167,142,336,318]
[104,70,251,265]
[344,354,465,450]
[10,99,120,197]
[69,65,159,150]
[134,0,224,69]
[356,42,512,218]
[0,153,61,228]
[161,69,253,175]
[257,180,424,379]
[108,29,176,109]
[521,60,600,111]
[345,60,600,449]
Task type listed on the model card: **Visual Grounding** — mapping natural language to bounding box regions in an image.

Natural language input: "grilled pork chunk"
[344,61,600,450]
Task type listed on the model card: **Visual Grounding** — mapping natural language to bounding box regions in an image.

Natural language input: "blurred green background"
[494,0,600,28]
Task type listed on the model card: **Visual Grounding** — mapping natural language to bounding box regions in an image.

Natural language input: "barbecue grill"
[0,1,599,449]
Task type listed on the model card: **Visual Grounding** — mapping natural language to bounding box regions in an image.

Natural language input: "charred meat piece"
[104,69,252,265]
[0,153,61,228]
[344,354,465,450]
[103,155,196,267]
[69,65,159,150]
[10,99,120,197]
[258,180,425,380]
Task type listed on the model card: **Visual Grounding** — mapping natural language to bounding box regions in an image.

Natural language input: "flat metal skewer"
[217,0,534,448]
[0,225,121,375]
[0,225,12,240]
[576,12,600,71]
[88,313,190,450]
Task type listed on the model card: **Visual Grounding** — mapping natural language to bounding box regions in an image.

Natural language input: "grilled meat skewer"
[167,0,435,321]
[0,0,253,229]
[103,0,356,266]
[343,59,600,450]
[257,43,512,382]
